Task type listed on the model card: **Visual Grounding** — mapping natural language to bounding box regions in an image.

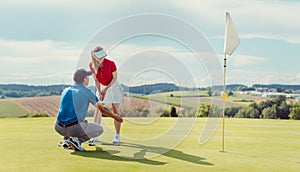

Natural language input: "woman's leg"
[112,103,121,135]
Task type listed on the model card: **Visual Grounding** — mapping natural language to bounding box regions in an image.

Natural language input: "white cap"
[93,49,107,59]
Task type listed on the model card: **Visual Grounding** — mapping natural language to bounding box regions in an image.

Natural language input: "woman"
[89,46,123,145]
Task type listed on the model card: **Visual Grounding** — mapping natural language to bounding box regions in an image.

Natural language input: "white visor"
[93,49,107,59]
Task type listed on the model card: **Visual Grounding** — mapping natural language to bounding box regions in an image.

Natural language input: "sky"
[0,0,299,87]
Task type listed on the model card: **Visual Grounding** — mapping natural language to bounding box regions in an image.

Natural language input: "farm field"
[133,91,254,109]
[0,118,299,172]
[10,96,61,117]
[0,92,273,118]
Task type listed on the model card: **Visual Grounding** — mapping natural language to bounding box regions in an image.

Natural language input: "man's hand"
[95,102,123,123]
[100,88,107,101]
[115,115,123,123]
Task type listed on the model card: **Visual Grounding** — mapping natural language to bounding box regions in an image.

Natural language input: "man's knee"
[94,124,104,136]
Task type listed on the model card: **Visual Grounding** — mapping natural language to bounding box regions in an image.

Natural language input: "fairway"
[0,118,300,172]
[0,101,29,118]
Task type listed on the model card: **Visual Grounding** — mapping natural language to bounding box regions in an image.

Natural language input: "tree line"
[197,95,300,120]
[0,84,69,98]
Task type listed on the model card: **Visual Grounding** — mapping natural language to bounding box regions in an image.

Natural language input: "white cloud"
[1,1,300,44]
[0,39,80,63]
[172,0,300,43]
[0,39,81,84]
[230,54,268,66]
[226,69,300,86]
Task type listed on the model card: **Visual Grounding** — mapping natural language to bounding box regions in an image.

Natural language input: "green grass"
[130,91,264,109]
[132,91,207,109]
[0,101,29,118]
[0,117,300,172]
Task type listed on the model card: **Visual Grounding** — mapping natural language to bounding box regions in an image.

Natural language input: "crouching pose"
[54,69,123,151]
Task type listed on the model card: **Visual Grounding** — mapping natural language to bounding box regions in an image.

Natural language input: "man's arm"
[94,102,123,123]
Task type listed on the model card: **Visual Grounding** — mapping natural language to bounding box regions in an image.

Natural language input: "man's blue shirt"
[57,83,99,124]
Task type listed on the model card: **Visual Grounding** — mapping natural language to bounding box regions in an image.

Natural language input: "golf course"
[1,117,299,172]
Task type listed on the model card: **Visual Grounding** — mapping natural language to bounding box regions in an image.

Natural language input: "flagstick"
[221,53,227,152]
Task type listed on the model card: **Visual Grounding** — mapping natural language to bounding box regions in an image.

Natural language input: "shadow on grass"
[71,147,165,165]
[71,142,213,166]
[122,142,213,166]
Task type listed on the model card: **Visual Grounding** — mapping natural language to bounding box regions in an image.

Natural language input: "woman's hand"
[100,87,108,101]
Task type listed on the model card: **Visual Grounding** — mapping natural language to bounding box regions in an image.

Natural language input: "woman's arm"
[93,74,101,97]
[105,71,117,90]
[100,71,117,101]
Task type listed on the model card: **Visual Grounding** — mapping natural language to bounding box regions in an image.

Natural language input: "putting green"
[0,117,299,172]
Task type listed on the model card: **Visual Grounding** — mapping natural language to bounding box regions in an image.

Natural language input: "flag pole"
[221,11,239,152]
[221,53,227,152]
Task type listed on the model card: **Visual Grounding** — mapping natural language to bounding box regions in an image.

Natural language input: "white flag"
[224,12,240,55]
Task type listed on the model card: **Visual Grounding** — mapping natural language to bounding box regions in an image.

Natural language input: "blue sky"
[0,0,299,87]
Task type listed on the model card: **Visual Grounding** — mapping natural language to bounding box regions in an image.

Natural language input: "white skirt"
[98,81,123,104]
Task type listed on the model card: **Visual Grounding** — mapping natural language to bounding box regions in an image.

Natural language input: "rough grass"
[0,117,299,172]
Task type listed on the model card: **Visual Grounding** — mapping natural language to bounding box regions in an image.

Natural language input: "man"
[54,69,123,151]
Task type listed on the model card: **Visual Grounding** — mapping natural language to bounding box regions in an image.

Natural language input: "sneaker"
[62,139,71,149]
[67,137,85,151]
[112,135,120,146]
[88,137,99,146]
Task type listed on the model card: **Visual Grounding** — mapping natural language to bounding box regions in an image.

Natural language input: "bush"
[225,107,242,117]
[30,113,49,118]
[262,105,277,119]
[235,107,259,118]
[197,104,210,117]
[18,113,49,118]
[18,114,29,118]
[160,109,170,117]
[209,105,222,117]
[289,102,300,120]
[170,106,178,117]
[179,108,196,117]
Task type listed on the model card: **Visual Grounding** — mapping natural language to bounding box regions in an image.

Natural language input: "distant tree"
[262,105,277,119]
[235,107,259,118]
[160,109,170,117]
[0,90,2,95]
[197,103,210,117]
[170,106,178,117]
[289,102,300,120]
[284,89,293,94]
[248,107,260,118]
[276,88,284,92]
[277,101,290,119]
[258,100,274,114]
[5,91,20,98]
[241,87,255,91]
[228,90,234,96]
[207,87,212,97]
[249,102,259,109]
[209,105,222,117]
[225,106,242,117]
[274,95,286,106]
